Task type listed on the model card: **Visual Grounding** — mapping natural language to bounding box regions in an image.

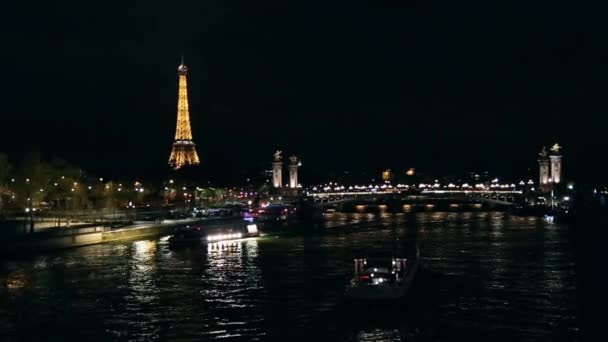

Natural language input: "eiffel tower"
[168,57,200,170]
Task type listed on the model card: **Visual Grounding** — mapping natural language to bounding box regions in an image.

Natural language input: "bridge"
[307,188,523,208]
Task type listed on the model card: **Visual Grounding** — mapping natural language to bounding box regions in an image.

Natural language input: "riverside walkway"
[0,216,240,255]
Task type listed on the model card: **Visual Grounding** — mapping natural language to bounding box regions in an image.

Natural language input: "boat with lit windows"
[168,219,260,246]
[256,204,297,222]
[345,251,419,300]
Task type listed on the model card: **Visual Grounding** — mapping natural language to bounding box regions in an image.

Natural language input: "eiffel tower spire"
[169,57,200,170]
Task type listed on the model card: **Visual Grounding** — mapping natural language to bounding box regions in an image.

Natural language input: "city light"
[207,233,243,242]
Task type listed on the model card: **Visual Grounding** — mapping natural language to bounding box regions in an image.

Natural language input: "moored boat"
[345,253,419,300]
[168,219,260,246]
[257,204,297,222]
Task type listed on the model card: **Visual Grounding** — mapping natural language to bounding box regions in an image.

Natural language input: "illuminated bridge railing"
[421,189,523,195]
[308,189,523,197]
[308,190,398,197]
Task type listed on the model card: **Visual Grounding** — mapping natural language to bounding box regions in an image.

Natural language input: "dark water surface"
[0,212,579,341]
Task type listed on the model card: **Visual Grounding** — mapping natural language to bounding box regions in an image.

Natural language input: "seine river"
[0,212,580,341]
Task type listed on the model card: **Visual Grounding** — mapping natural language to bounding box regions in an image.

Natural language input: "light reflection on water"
[0,212,578,341]
[129,240,159,304]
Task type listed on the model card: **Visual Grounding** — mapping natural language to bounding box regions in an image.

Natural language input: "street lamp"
[25,178,34,233]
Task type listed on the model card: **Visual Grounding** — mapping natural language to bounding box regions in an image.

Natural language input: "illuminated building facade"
[168,58,200,170]
[382,169,392,183]
[550,144,562,184]
[538,147,550,192]
[272,151,283,188]
[289,155,299,188]
[538,144,562,193]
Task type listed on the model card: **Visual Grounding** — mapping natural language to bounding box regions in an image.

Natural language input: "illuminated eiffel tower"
[168,57,200,170]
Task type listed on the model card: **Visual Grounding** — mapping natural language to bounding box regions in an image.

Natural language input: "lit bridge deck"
[307,189,523,207]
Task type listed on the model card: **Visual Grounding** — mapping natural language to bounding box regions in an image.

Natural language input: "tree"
[12,151,48,232]
[0,153,12,214]
[15,151,52,208]
[102,181,117,209]
[257,183,271,195]
[0,153,9,183]
[44,158,86,211]
[215,188,227,198]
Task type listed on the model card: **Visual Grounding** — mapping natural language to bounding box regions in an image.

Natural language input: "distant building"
[538,143,563,193]
[382,169,392,183]
[288,155,300,189]
[272,150,283,188]
[549,145,562,184]
[270,151,302,195]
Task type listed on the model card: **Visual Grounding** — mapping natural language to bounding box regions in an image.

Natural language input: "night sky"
[1,1,607,184]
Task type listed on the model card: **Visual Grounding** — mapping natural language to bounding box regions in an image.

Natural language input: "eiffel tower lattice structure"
[168,58,200,170]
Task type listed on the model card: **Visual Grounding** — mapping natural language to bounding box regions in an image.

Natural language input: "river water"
[0,211,580,341]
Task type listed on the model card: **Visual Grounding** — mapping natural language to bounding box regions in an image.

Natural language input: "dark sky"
[1,1,607,184]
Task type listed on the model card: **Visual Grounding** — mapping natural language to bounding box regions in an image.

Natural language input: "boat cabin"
[352,258,411,286]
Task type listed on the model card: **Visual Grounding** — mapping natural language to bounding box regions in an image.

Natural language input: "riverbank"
[0,217,244,256]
